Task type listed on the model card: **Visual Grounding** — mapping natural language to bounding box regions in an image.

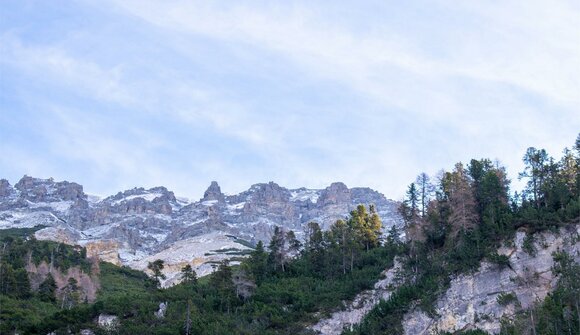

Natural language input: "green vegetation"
[496,292,518,306]
[0,133,578,334]
[345,133,580,334]
[0,225,46,240]
[0,205,402,334]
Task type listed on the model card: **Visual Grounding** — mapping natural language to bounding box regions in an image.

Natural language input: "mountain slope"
[0,176,402,283]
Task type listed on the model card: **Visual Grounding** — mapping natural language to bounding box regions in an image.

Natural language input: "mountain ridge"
[0,175,403,283]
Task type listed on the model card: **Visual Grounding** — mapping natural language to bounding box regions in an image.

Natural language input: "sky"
[1,1,579,200]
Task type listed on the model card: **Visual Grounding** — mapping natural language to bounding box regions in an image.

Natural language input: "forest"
[0,133,578,335]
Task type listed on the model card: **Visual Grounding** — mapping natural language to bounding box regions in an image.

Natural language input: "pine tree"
[305,222,324,273]
[38,273,57,302]
[14,268,31,299]
[248,241,267,283]
[211,260,236,313]
[520,147,550,208]
[330,219,352,274]
[268,226,286,272]
[415,173,434,217]
[61,277,80,309]
[147,259,166,288]
[181,264,197,285]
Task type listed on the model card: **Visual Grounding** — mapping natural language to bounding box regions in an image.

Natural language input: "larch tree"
[447,163,478,238]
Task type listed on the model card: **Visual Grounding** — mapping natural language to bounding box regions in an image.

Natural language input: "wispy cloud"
[1,0,578,199]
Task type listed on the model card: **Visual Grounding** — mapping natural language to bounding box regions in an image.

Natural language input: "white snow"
[227,202,246,210]
[176,197,191,205]
[87,194,103,204]
[26,200,73,212]
[225,202,245,215]
[118,248,149,263]
[290,189,320,203]
[201,200,219,206]
[0,210,60,229]
[112,193,163,205]
[80,223,120,239]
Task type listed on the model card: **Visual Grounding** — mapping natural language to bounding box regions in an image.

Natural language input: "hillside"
[0,134,578,335]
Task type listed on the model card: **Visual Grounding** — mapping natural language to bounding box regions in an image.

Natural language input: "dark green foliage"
[522,233,536,256]
[181,264,198,285]
[0,225,46,240]
[38,273,57,302]
[148,259,166,288]
[488,253,511,269]
[496,292,518,306]
[1,134,579,334]
[347,134,580,334]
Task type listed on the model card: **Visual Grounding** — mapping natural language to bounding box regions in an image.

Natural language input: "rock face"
[402,226,580,334]
[25,259,99,303]
[311,258,403,335]
[0,176,403,284]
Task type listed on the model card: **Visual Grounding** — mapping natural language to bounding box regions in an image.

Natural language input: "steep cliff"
[402,226,580,334]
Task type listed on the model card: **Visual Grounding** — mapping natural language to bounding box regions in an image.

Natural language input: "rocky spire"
[318,182,351,206]
[0,179,14,197]
[202,181,224,202]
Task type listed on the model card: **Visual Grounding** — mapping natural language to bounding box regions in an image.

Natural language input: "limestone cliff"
[311,259,403,335]
[402,225,580,334]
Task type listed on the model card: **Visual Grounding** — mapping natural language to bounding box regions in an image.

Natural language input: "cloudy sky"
[1,1,579,200]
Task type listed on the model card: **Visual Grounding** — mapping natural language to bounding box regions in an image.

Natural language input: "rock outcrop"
[26,259,100,303]
[402,225,580,334]
[311,258,403,334]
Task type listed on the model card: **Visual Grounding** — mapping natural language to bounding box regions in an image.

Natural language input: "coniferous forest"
[0,134,579,335]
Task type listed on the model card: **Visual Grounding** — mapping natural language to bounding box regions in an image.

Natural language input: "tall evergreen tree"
[415,173,433,217]
[520,147,550,208]
[268,226,286,272]
[61,277,80,309]
[38,273,57,302]
[13,268,31,299]
[147,259,166,288]
[181,264,197,285]
[248,241,267,283]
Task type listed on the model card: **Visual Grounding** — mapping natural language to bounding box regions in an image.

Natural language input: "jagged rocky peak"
[107,186,175,202]
[104,186,176,215]
[0,179,14,197]
[248,182,291,203]
[318,182,351,206]
[148,186,177,203]
[14,175,86,202]
[202,181,224,203]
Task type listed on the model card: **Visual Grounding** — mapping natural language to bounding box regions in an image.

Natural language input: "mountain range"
[0,175,402,284]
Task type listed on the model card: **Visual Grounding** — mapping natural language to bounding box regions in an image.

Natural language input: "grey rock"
[311,258,403,334]
[402,226,580,335]
[0,176,403,282]
[155,302,168,319]
[202,181,225,203]
[0,179,14,197]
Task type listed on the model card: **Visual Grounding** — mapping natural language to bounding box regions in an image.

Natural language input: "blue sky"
[1,1,579,200]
